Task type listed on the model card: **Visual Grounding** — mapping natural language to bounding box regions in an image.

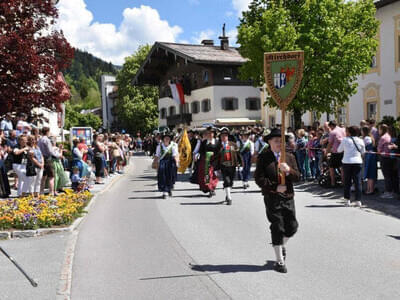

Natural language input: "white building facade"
[101,75,117,130]
[158,85,261,128]
[262,0,400,128]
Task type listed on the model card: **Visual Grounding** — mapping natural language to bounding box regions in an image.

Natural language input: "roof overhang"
[132,42,245,86]
[375,0,399,8]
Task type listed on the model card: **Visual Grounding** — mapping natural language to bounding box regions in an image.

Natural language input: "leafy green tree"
[64,102,102,130]
[237,0,379,128]
[115,45,159,133]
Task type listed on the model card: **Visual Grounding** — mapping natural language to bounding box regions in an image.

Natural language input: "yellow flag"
[178,129,192,174]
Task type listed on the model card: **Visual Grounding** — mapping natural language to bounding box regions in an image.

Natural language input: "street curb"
[55,161,134,300]
[0,164,130,240]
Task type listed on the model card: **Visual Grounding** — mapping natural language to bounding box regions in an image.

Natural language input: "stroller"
[318,160,342,188]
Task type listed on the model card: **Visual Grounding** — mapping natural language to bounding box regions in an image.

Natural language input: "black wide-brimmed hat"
[161,129,173,140]
[205,126,217,134]
[240,130,251,136]
[265,128,282,141]
[219,127,230,135]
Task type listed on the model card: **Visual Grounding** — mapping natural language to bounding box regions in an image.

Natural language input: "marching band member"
[237,130,254,189]
[154,132,179,199]
[254,128,300,273]
[217,127,239,205]
[197,127,219,197]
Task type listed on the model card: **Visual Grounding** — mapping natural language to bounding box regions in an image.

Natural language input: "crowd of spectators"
[0,113,134,198]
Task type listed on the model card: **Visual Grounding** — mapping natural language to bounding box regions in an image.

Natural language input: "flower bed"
[0,190,93,230]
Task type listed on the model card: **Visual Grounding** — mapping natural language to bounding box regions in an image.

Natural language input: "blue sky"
[57,0,251,65]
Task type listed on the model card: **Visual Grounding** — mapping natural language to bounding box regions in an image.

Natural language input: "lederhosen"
[157,144,177,193]
[239,140,252,182]
[218,142,238,188]
[254,150,300,246]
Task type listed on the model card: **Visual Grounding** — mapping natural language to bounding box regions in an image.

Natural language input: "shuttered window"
[191,101,200,114]
[245,97,261,111]
[160,108,167,119]
[201,99,211,112]
[222,97,238,111]
[169,106,176,116]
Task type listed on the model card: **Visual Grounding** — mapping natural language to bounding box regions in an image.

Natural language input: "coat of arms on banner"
[264,51,304,108]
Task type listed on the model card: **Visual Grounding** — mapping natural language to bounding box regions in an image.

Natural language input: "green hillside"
[63,49,118,129]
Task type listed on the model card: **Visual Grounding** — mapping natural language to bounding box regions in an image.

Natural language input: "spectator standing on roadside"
[38,127,60,196]
[26,136,43,198]
[92,134,105,184]
[369,119,380,145]
[1,113,13,138]
[361,126,377,195]
[77,137,88,162]
[0,134,11,198]
[338,126,365,207]
[378,124,398,199]
[326,120,345,187]
[295,129,307,181]
[12,135,30,196]
[16,113,31,136]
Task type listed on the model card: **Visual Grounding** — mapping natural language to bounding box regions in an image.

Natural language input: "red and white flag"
[169,81,185,105]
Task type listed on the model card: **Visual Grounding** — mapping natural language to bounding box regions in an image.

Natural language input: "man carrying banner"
[217,127,239,205]
[254,128,300,273]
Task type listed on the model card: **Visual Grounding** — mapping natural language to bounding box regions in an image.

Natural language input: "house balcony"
[166,113,192,127]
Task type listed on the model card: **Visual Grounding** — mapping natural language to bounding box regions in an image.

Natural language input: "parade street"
[68,155,399,300]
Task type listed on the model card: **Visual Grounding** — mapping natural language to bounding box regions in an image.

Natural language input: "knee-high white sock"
[283,237,290,245]
[225,187,231,199]
[273,245,284,264]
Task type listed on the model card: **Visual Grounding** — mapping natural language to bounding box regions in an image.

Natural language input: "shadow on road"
[180,201,226,205]
[306,204,345,208]
[128,196,161,200]
[296,182,400,219]
[189,261,275,273]
[139,272,220,281]
[387,235,400,240]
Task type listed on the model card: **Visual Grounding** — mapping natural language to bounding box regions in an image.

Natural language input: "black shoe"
[208,192,213,198]
[168,191,172,197]
[162,194,167,199]
[282,247,286,261]
[226,197,232,205]
[274,262,287,273]
[210,190,216,196]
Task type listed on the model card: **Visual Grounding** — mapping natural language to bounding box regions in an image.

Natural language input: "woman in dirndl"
[155,132,178,199]
[197,126,219,197]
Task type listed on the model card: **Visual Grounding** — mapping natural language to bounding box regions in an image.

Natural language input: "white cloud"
[57,0,182,65]
[232,0,252,16]
[191,29,215,44]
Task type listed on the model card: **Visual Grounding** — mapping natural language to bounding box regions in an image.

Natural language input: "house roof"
[157,42,247,65]
[133,41,247,86]
[375,0,399,8]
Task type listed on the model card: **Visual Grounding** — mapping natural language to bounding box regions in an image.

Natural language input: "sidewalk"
[0,164,130,300]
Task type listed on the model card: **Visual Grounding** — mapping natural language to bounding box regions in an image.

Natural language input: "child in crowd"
[71,166,81,192]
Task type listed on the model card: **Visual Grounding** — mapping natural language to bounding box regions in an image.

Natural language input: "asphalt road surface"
[71,155,400,300]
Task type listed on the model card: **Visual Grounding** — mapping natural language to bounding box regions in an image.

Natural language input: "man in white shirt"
[0,113,13,138]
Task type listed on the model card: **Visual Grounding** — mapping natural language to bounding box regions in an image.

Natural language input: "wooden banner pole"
[281,107,286,185]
